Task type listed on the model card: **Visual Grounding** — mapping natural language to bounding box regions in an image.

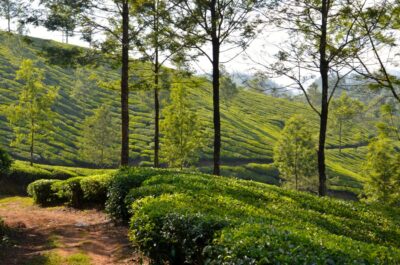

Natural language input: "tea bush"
[80,174,112,204]
[27,167,400,263]
[28,174,112,207]
[127,173,400,264]
[105,167,177,222]
[0,148,12,178]
[52,177,84,208]
[27,179,62,205]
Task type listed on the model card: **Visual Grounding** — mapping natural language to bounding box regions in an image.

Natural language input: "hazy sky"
[0,16,285,82]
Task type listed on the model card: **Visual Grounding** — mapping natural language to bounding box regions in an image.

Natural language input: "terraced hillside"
[0,32,373,194]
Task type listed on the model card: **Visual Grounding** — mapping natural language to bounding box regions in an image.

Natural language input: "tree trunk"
[294,149,298,190]
[318,0,329,196]
[30,119,34,166]
[339,120,342,154]
[7,2,10,33]
[120,1,130,166]
[153,3,160,168]
[211,0,221,176]
[154,64,160,167]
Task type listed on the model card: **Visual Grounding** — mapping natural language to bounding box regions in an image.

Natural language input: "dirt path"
[0,197,147,265]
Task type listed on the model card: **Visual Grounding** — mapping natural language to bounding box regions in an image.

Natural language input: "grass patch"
[23,252,91,265]
[0,196,33,207]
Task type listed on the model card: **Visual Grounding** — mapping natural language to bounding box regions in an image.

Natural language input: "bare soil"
[0,197,147,265]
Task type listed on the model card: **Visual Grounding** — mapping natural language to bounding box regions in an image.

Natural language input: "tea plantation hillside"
[27,167,400,264]
[0,32,373,193]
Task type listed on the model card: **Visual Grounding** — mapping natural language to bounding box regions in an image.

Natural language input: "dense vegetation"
[0,32,374,195]
[27,167,400,264]
[0,160,114,195]
[0,0,399,263]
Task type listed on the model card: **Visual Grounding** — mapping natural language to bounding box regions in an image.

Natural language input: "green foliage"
[330,93,364,121]
[6,59,58,164]
[105,167,172,222]
[1,160,77,195]
[52,177,84,208]
[78,105,119,166]
[80,174,112,204]
[28,173,114,207]
[330,93,364,151]
[362,136,400,205]
[27,179,62,205]
[41,0,86,43]
[130,211,226,264]
[274,115,318,191]
[0,33,373,194]
[0,147,12,177]
[127,172,400,264]
[377,103,400,141]
[161,81,205,168]
[220,72,239,104]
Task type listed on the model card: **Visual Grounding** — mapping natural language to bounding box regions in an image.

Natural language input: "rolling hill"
[0,31,375,195]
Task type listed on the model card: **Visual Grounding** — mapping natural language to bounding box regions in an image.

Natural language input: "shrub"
[27,179,62,205]
[80,174,112,205]
[105,167,173,222]
[130,194,227,265]
[127,173,400,264]
[204,224,400,265]
[28,174,113,208]
[3,161,76,195]
[0,148,12,178]
[52,177,84,208]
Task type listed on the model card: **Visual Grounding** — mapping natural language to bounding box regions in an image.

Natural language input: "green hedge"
[1,160,115,195]
[52,177,84,208]
[1,161,76,195]
[127,173,400,264]
[80,174,112,204]
[28,174,112,207]
[0,147,12,177]
[27,179,62,206]
[27,167,179,212]
[105,167,177,222]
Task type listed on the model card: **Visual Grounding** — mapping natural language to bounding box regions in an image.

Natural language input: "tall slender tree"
[78,105,119,167]
[274,115,318,191]
[269,0,368,195]
[161,77,204,169]
[171,0,266,175]
[132,0,182,167]
[6,60,58,165]
[330,93,364,153]
[76,0,139,166]
[39,0,86,43]
[0,0,26,32]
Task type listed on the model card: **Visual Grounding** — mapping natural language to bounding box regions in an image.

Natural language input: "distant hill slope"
[0,32,372,194]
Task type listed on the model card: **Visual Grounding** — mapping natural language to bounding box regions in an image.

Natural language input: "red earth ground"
[0,196,148,265]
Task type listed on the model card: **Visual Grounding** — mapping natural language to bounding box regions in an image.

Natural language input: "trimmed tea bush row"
[105,167,183,222]
[1,160,116,195]
[27,174,112,207]
[28,167,400,264]
[126,173,400,264]
[27,167,179,210]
